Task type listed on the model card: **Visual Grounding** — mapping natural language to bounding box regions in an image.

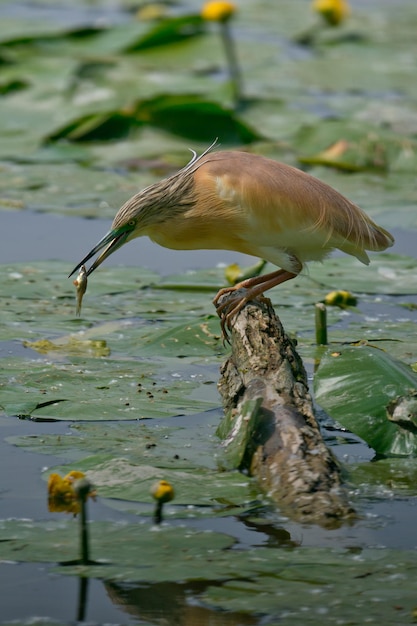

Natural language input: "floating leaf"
[47,95,260,144]
[299,137,388,172]
[310,254,417,295]
[201,547,417,624]
[349,456,417,496]
[0,519,237,581]
[1,517,417,626]
[314,345,417,456]
[135,95,260,143]
[46,111,140,143]
[51,454,253,509]
[125,15,205,51]
[9,414,222,471]
[296,120,417,173]
[0,355,220,421]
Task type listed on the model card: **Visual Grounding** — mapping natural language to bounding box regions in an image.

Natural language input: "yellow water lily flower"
[201,1,236,23]
[312,0,350,26]
[151,479,175,504]
[324,290,357,307]
[136,3,167,21]
[48,470,95,515]
[225,259,267,285]
[151,480,175,524]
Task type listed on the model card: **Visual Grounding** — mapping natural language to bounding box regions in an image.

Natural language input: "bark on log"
[217,293,355,527]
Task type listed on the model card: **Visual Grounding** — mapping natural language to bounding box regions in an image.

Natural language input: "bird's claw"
[214,287,250,344]
[219,316,231,345]
[215,294,233,344]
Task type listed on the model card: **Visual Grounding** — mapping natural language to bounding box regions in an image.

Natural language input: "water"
[1,210,257,272]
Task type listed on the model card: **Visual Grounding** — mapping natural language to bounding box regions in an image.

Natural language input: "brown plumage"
[70,142,394,333]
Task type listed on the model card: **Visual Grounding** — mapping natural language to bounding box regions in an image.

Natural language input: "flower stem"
[154,500,163,525]
[74,478,92,565]
[219,21,243,109]
[315,302,328,345]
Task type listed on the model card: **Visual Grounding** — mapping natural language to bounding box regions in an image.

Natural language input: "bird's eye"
[128,220,136,227]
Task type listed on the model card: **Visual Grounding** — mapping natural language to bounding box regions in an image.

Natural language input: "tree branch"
[217,294,355,527]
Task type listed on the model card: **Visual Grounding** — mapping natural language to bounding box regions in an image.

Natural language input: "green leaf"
[134,95,260,143]
[2,517,417,625]
[295,120,417,173]
[0,355,220,421]
[46,95,260,144]
[46,112,141,143]
[125,15,205,51]
[314,345,417,456]
[0,519,237,581]
[10,413,221,473]
[349,456,417,496]
[49,454,253,509]
[201,547,417,623]
[310,254,417,295]
[10,411,256,515]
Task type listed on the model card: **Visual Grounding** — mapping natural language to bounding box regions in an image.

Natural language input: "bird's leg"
[214,268,288,307]
[214,268,297,337]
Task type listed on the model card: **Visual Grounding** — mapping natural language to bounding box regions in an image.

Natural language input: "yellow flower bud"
[151,480,175,504]
[324,290,357,307]
[225,262,243,285]
[136,4,167,21]
[201,1,236,23]
[225,259,267,285]
[312,0,350,26]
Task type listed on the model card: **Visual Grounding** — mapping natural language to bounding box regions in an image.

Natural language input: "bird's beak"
[68,228,130,278]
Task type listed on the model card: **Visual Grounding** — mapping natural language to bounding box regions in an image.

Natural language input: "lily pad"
[0,354,220,421]
[349,456,417,497]
[0,518,237,581]
[295,120,417,173]
[124,14,205,51]
[47,95,260,144]
[50,454,254,509]
[309,254,417,295]
[9,409,256,512]
[201,547,417,624]
[1,517,416,626]
[9,412,221,472]
[314,345,417,456]
[2,256,417,423]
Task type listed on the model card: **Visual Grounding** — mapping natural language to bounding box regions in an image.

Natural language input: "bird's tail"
[365,222,395,251]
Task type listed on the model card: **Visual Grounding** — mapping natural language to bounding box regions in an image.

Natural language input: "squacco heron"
[69,142,394,333]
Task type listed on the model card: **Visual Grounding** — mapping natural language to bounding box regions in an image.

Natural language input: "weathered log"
[217,293,355,526]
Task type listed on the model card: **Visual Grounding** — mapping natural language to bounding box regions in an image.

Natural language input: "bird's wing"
[196,151,393,264]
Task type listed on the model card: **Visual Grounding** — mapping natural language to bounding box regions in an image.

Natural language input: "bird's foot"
[213,287,255,342]
[213,285,236,309]
[214,268,297,341]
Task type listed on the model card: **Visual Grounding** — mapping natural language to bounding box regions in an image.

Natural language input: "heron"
[69,141,394,334]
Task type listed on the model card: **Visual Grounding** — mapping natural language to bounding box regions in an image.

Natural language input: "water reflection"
[237,514,298,548]
[77,576,89,622]
[105,579,258,626]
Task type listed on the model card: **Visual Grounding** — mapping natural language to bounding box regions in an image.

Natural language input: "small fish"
[73,265,88,316]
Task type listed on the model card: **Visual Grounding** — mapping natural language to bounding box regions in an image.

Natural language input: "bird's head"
[68,206,141,279]
[69,140,218,279]
[68,169,195,279]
